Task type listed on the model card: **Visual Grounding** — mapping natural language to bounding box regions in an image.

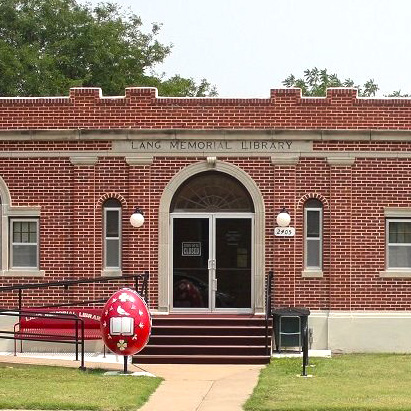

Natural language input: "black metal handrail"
[0,272,149,312]
[265,270,274,355]
[0,272,149,370]
[0,309,86,369]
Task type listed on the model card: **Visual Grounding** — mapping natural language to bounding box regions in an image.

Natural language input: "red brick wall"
[1,87,411,312]
[1,87,411,130]
[3,153,411,311]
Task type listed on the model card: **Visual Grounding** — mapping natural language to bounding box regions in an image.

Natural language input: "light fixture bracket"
[276,207,291,227]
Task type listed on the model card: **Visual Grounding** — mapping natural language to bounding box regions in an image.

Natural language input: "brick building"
[1,86,411,353]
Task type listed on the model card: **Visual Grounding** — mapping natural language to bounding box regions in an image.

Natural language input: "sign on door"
[182,242,202,256]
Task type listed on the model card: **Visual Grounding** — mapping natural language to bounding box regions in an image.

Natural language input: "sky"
[82,0,411,98]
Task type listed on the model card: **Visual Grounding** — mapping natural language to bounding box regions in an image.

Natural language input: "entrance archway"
[171,171,254,312]
[158,161,266,314]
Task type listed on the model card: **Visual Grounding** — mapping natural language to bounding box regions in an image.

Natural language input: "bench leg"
[14,337,23,355]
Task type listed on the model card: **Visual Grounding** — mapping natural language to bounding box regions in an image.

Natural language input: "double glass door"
[171,214,253,312]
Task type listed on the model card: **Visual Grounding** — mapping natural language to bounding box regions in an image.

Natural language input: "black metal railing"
[0,272,149,370]
[0,272,149,312]
[0,309,87,369]
[265,270,273,355]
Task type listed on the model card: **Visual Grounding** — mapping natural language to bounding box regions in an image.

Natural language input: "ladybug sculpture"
[100,288,151,356]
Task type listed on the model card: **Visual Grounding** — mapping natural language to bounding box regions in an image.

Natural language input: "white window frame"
[0,175,43,277]
[381,209,411,278]
[302,201,323,277]
[103,203,122,276]
[386,218,411,270]
[10,218,39,270]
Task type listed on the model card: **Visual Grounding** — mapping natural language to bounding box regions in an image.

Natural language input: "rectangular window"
[387,219,411,268]
[104,208,121,269]
[10,219,39,269]
[304,207,322,269]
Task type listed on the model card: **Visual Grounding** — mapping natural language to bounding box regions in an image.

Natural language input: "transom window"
[387,219,411,268]
[304,199,323,270]
[170,171,254,213]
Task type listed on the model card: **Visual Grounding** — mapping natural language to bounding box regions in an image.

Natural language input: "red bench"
[14,308,104,356]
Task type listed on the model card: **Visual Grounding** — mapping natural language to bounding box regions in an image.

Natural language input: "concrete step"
[133,315,272,364]
[148,334,270,346]
[152,316,270,327]
[152,325,269,336]
[140,344,268,356]
[133,354,271,365]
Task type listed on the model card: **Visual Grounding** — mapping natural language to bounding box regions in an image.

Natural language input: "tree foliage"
[282,67,379,97]
[0,0,217,97]
[386,90,411,97]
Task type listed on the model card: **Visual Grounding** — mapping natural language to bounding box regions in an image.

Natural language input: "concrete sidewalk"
[0,353,263,410]
[137,363,262,411]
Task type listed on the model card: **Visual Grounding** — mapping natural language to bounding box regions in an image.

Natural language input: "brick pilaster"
[328,157,355,310]
[125,158,153,304]
[70,157,98,278]
[272,161,298,307]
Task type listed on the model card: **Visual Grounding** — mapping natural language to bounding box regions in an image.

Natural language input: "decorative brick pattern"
[1,87,411,130]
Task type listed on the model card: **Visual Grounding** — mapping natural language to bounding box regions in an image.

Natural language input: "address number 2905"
[274,227,295,237]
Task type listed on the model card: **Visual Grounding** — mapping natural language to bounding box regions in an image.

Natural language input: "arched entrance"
[158,161,266,314]
[171,171,254,312]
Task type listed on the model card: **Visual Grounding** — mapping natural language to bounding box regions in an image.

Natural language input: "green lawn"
[0,363,162,410]
[245,354,411,411]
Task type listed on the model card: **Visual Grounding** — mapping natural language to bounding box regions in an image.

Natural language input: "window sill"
[102,269,123,278]
[380,270,411,278]
[302,269,323,278]
[1,269,45,277]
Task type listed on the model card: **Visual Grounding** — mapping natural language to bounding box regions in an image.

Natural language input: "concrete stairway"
[133,315,272,364]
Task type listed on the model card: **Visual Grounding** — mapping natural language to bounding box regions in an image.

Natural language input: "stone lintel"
[326,156,355,166]
[70,156,98,166]
[125,156,154,166]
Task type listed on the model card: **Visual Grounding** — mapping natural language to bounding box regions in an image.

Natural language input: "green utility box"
[272,307,310,352]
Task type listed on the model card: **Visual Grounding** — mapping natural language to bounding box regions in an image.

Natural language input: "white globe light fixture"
[276,207,291,227]
[130,208,144,228]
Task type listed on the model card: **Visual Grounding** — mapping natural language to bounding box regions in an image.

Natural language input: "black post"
[75,318,79,361]
[144,271,149,304]
[301,321,309,377]
[123,355,128,374]
[265,271,273,356]
[79,319,86,371]
[18,289,22,312]
[18,289,23,353]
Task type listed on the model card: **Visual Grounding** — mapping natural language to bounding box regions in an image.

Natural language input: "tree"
[156,75,217,97]
[386,90,411,97]
[282,67,379,97]
[0,0,217,97]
